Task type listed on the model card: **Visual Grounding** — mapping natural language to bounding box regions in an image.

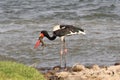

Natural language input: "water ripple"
[0,0,120,67]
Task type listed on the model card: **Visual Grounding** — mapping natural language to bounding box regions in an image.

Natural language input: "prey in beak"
[34,33,45,48]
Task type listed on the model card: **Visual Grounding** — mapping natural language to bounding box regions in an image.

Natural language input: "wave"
[80,12,120,20]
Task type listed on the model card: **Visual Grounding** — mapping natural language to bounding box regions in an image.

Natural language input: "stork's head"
[34,31,46,48]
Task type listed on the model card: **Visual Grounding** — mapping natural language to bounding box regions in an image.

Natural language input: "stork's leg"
[63,38,67,68]
[60,44,63,67]
[60,36,68,68]
[60,48,63,67]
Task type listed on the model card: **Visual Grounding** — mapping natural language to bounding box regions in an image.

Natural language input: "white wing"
[53,25,60,31]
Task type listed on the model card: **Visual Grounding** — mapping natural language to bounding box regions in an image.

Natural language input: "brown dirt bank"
[37,63,120,80]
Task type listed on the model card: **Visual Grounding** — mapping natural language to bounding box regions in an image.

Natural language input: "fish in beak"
[34,33,45,48]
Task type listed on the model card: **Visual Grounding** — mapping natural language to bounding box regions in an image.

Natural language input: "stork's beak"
[34,33,45,48]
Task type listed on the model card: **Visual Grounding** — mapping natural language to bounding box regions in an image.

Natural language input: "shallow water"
[0,0,120,67]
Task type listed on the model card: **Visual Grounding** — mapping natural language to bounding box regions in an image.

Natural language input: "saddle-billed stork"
[34,25,86,67]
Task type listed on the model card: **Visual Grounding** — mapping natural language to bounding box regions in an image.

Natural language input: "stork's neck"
[43,31,56,40]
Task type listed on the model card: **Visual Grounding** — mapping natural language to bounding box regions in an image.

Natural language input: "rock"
[108,65,120,71]
[92,64,100,70]
[56,72,70,78]
[72,64,85,72]
[53,65,61,72]
[44,70,56,80]
[114,62,120,65]
[39,63,120,80]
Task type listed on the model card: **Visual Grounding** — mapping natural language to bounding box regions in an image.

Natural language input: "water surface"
[0,0,120,67]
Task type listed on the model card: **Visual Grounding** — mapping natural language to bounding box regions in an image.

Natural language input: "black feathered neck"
[41,30,56,40]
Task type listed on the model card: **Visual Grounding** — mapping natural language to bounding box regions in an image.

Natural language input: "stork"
[34,25,86,67]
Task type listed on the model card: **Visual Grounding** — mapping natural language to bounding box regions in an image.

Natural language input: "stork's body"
[34,25,86,67]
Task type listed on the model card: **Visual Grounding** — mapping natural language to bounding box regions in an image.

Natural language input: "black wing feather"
[53,25,84,37]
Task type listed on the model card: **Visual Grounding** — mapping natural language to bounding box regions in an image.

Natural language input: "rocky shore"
[37,63,120,80]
